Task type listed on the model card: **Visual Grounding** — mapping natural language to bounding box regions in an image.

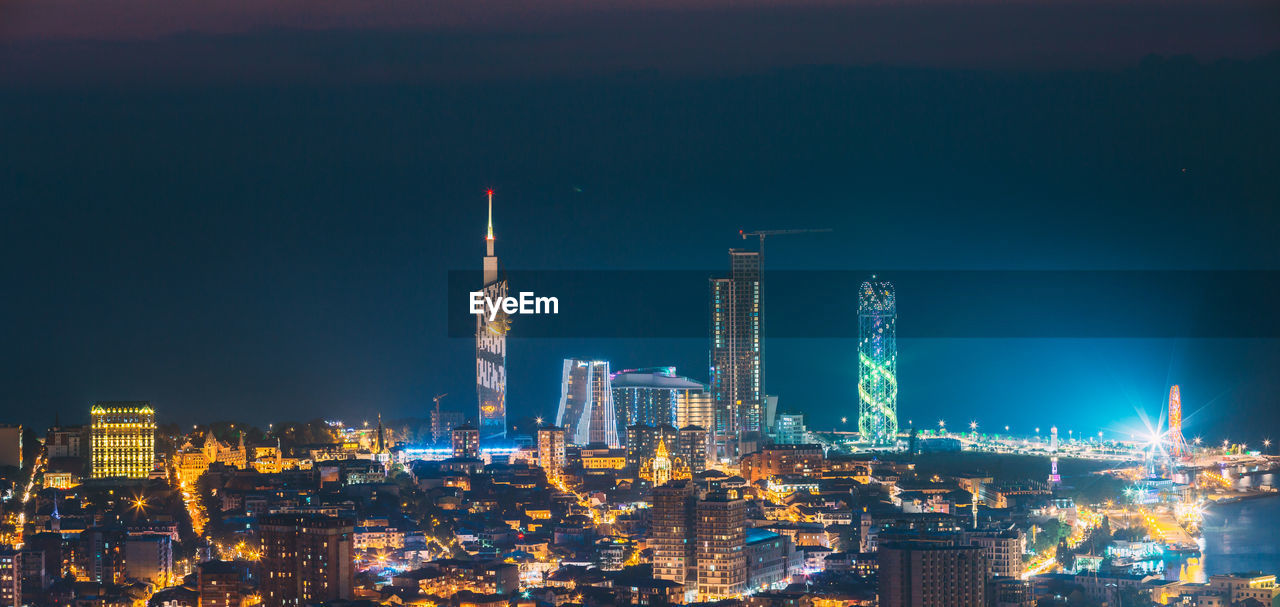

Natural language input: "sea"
[1198,472,1280,578]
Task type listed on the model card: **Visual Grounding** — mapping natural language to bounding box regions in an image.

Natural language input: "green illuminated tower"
[858,279,898,444]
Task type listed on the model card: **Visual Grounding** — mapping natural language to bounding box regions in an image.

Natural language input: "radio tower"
[1168,385,1188,459]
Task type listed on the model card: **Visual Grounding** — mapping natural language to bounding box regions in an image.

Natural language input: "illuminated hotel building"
[611,367,707,434]
[709,249,763,441]
[90,401,156,479]
[475,190,508,440]
[857,279,899,444]
[555,359,619,447]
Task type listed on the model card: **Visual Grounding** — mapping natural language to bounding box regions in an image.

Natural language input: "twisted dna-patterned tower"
[858,279,899,444]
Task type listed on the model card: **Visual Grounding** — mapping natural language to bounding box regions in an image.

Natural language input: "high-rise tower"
[1048,426,1061,485]
[475,190,508,439]
[556,359,619,447]
[1168,385,1187,459]
[709,249,763,445]
[857,279,898,444]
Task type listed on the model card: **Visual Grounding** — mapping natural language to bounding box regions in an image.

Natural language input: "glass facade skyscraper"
[857,279,899,444]
[611,367,706,437]
[556,359,619,447]
[709,249,763,442]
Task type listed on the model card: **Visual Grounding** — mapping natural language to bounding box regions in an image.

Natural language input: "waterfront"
[1202,483,1280,577]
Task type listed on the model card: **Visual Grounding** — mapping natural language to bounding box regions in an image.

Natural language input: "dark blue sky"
[1,0,1278,445]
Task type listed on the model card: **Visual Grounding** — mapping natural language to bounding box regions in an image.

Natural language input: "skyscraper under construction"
[709,249,763,444]
[858,279,898,444]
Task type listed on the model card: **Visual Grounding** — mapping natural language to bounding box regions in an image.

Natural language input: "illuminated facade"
[1168,384,1187,458]
[639,438,691,487]
[652,480,698,587]
[90,401,156,479]
[476,189,508,439]
[626,424,680,471]
[696,489,747,599]
[675,387,714,432]
[555,359,619,447]
[452,424,480,459]
[611,367,705,433]
[857,279,898,444]
[259,514,353,607]
[537,426,566,483]
[771,412,806,444]
[174,430,248,484]
[709,249,763,440]
[678,425,710,474]
[1049,426,1061,485]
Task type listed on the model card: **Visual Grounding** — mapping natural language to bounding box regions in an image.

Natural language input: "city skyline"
[1,0,1277,603]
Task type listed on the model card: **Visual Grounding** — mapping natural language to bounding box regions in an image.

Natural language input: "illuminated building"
[857,279,898,444]
[175,430,248,484]
[258,514,353,607]
[878,542,988,607]
[652,480,698,587]
[579,446,626,469]
[626,424,679,471]
[771,412,807,445]
[696,489,747,599]
[739,444,824,483]
[1168,384,1188,458]
[745,528,801,592]
[640,438,691,487]
[1048,427,1060,485]
[452,424,480,459]
[678,425,709,474]
[676,387,715,434]
[0,426,20,469]
[556,359,619,447]
[198,561,244,607]
[476,189,508,440]
[90,402,156,479]
[969,529,1025,578]
[611,367,705,432]
[710,249,763,442]
[537,426,566,482]
[0,550,44,607]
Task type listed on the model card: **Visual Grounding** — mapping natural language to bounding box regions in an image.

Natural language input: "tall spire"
[485,189,495,258]
[486,189,494,240]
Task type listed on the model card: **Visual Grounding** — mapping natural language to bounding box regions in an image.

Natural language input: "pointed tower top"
[486,189,495,241]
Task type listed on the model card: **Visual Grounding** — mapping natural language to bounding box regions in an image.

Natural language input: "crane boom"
[740,228,833,239]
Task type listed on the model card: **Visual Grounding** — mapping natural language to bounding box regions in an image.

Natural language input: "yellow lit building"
[90,401,156,479]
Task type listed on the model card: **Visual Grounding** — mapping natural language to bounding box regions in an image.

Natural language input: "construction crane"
[740,228,833,258]
[432,393,449,438]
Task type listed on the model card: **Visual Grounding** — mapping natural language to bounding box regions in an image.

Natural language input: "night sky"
[2,0,1279,444]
